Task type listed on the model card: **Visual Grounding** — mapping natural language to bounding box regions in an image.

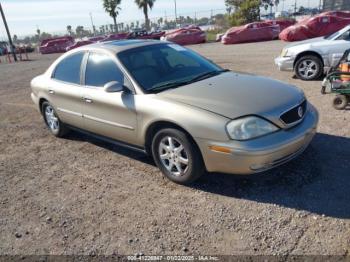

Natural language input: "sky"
[0,0,321,38]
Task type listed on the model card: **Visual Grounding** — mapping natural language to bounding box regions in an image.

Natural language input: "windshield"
[324,26,349,40]
[324,31,340,40]
[117,44,223,92]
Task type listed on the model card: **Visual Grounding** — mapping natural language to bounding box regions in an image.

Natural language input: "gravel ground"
[0,40,349,256]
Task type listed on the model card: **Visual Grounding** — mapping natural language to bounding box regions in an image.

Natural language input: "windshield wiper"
[149,80,190,92]
[148,69,229,93]
[186,69,230,84]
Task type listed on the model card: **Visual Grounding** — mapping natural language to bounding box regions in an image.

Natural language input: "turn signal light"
[208,145,232,154]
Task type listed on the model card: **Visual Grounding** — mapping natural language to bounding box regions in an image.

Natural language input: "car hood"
[157,72,305,126]
[284,36,326,49]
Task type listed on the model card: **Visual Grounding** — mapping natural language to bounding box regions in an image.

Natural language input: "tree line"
[225,0,280,25]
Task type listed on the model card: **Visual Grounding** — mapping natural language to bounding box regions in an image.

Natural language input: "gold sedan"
[31,40,318,184]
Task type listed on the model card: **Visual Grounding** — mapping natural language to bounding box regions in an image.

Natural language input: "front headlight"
[226,116,279,140]
[281,48,290,57]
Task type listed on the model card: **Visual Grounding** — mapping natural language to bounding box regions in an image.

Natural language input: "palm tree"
[67,25,72,36]
[135,0,156,31]
[103,0,121,33]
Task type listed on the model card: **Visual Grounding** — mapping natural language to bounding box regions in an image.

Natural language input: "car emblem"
[298,106,303,118]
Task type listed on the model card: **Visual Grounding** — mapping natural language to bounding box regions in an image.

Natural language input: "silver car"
[275,25,350,80]
[31,40,319,184]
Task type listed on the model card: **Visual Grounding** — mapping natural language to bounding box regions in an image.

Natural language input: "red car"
[161,28,206,45]
[39,36,74,54]
[265,19,296,31]
[222,22,280,44]
[280,11,350,41]
[66,40,94,51]
[101,33,128,42]
[88,35,106,42]
[126,30,165,40]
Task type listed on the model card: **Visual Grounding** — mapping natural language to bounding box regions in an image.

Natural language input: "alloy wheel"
[158,136,189,177]
[297,60,319,79]
[45,105,59,131]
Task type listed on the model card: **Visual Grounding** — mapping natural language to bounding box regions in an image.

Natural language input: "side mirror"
[104,81,124,93]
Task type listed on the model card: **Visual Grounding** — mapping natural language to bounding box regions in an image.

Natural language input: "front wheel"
[295,55,323,81]
[151,128,205,185]
[42,101,69,137]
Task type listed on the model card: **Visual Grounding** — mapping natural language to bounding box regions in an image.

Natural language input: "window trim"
[51,51,86,86]
[82,51,135,93]
[336,30,350,41]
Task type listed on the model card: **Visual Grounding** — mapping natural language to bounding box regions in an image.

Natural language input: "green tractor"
[322,48,350,110]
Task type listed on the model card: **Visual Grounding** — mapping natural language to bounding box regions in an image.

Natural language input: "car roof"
[76,39,168,54]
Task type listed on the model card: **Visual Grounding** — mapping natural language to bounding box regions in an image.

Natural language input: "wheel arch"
[144,120,202,159]
[38,97,48,114]
[294,51,324,69]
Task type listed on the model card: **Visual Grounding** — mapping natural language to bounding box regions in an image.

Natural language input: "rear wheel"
[42,101,69,137]
[295,55,323,81]
[151,128,205,185]
[333,95,348,110]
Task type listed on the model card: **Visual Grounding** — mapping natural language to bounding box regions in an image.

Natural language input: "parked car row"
[221,19,296,44]
[221,11,350,45]
[280,11,350,42]
[39,27,210,55]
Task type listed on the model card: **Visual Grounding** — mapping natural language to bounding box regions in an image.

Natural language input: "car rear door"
[81,51,138,145]
[49,51,86,128]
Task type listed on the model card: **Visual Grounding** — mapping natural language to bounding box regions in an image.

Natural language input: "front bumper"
[275,56,295,71]
[195,105,319,175]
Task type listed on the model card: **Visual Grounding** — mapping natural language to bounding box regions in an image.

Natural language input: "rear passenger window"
[85,53,124,87]
[53,52,84,84]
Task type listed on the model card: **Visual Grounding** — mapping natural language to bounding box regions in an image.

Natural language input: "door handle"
[48,90,55,94]
[84,98,93,103]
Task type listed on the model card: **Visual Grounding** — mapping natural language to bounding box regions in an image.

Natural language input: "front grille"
[280,100,307,125]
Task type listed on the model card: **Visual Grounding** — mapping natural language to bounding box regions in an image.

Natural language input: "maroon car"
[222,22,280,44]
[280,11,350,41]
[126,30,165,40]
[161,28,206,45]
[66,40,94,51]
[100,33,128,42]
[88,35,106,42]
[39,36,74,54]
[265,19,296,31]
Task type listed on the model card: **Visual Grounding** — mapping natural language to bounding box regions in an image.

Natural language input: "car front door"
[81,51,138,144]
[49,51,86,128]
[327,29,350,67]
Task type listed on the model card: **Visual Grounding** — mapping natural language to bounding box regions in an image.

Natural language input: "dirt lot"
[0,41,349,256]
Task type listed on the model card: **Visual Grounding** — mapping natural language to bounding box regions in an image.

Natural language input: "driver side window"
[85,52,124,87]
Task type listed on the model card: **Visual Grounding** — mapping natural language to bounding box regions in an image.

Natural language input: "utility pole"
[174,0,177,27]
[294,0,297,17]
[89,12,96,36]
[0,2,17,62]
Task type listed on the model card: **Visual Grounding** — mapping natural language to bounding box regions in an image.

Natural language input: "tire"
[295,55,323,81]
[151,128,205,185]
[41,101,69,137]
[333,95,348,110]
